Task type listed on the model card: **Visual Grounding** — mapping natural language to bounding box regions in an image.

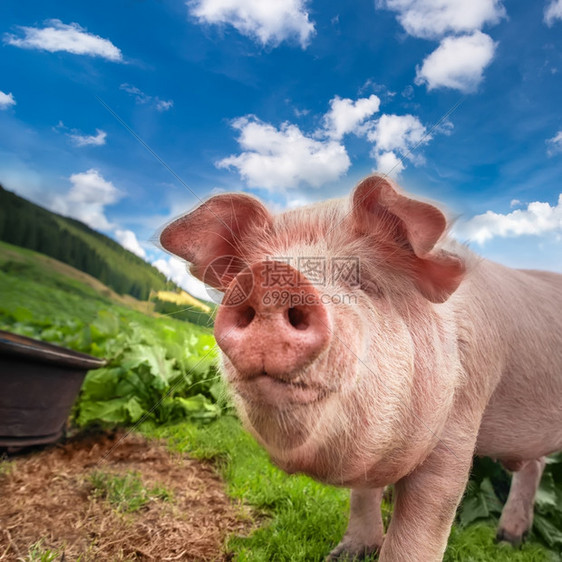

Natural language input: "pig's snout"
[214,261,332,380]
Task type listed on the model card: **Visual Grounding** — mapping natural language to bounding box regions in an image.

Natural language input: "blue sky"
[1,0,561,299]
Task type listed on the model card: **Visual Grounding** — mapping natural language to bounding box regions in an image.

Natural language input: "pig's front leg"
[379,439,474,562]
[327,487,385,560]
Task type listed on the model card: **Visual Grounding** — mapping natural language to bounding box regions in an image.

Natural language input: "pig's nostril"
[287,307,309,330]
[237,306,256,328]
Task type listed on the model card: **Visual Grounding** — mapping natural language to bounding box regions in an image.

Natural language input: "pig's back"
[465,261,562,461]
[518,268,562,289]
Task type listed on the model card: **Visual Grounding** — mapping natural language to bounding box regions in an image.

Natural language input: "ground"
[0,420,557,562]
[0,430,252,561]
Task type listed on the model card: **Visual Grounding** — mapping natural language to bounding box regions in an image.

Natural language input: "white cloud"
[51,169,121,230]
[155,99,174,112]
[0,91,16,110]
[547,130,562,155]
[286,196,310,209]
[120,83,174,112]
[218,116,350,190]
[373,151,405,177]
[415,31,496,93]
[120,83,150,103]
[365,113,428,175]
[4,19,122,61]
[366,113,428,153]
[545,0,562,26]
[376,0,506,39]
[219,95,436,186]
[454,195,562,244]
[68,128,107,147]
[115,229,146,259]
[293,107,310,118]
[153,256,211,301]
[188,0,315,48]
[322,94,381,140]
[376,1,502,96]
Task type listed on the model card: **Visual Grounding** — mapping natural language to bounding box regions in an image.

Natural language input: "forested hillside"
[0,184,174,300]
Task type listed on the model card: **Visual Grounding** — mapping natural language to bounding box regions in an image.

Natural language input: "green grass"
[0,239,213,348]
[20,540,64,562]
[145,417,559,562]
[446,525,555,562]
[0,240,213,333]
[0,241,113,324]
[0,459,13,478]
[144,416,349,561]
[88,470,172,513]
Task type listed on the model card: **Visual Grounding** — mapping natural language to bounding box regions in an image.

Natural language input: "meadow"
[0,240,560,561]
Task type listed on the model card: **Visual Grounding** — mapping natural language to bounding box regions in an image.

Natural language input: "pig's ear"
[160,193,272,290]
[352,175,465,303]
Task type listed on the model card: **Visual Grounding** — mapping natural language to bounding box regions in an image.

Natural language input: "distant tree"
[0,184,180,301]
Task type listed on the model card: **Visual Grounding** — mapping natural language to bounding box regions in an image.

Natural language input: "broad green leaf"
[459,493,490,527]
[90,309,120,338]
[77,398,130,426]
[459,478,502,527]
[81,368,121,401]
[175,395,221,419]
[121,344,176,389]
[209,379,226,401]
[115,371,150,401]
[184,354,214,377]
[124,396,145,422]
[536,472,559,512]
[533,514,562,549]
[12,306,33,322]
[176,394,211,412]
[479,477,503,515]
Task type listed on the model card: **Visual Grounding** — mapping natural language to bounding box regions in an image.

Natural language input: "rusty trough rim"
[0,329,106,370]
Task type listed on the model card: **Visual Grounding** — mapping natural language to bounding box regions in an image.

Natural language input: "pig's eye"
[360,278,383,298]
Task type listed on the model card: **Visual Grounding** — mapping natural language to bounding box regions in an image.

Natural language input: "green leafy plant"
[0,242,228,427]
[459,454,562,553]
[533,453,562,550]
[75,310,225,426]
[1,306,227,427]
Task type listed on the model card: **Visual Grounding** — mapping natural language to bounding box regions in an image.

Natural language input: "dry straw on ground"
[0,431,252,561]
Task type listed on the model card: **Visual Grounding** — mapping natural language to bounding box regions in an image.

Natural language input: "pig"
[159,174,562,561]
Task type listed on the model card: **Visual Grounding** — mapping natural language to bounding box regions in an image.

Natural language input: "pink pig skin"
[160,175,562,561]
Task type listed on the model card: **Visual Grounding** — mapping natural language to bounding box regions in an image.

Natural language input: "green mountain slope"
[0,184,173,300]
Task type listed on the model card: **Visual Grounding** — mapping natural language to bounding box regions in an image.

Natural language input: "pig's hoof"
[495,528,528,548]
[326,541,381,561]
